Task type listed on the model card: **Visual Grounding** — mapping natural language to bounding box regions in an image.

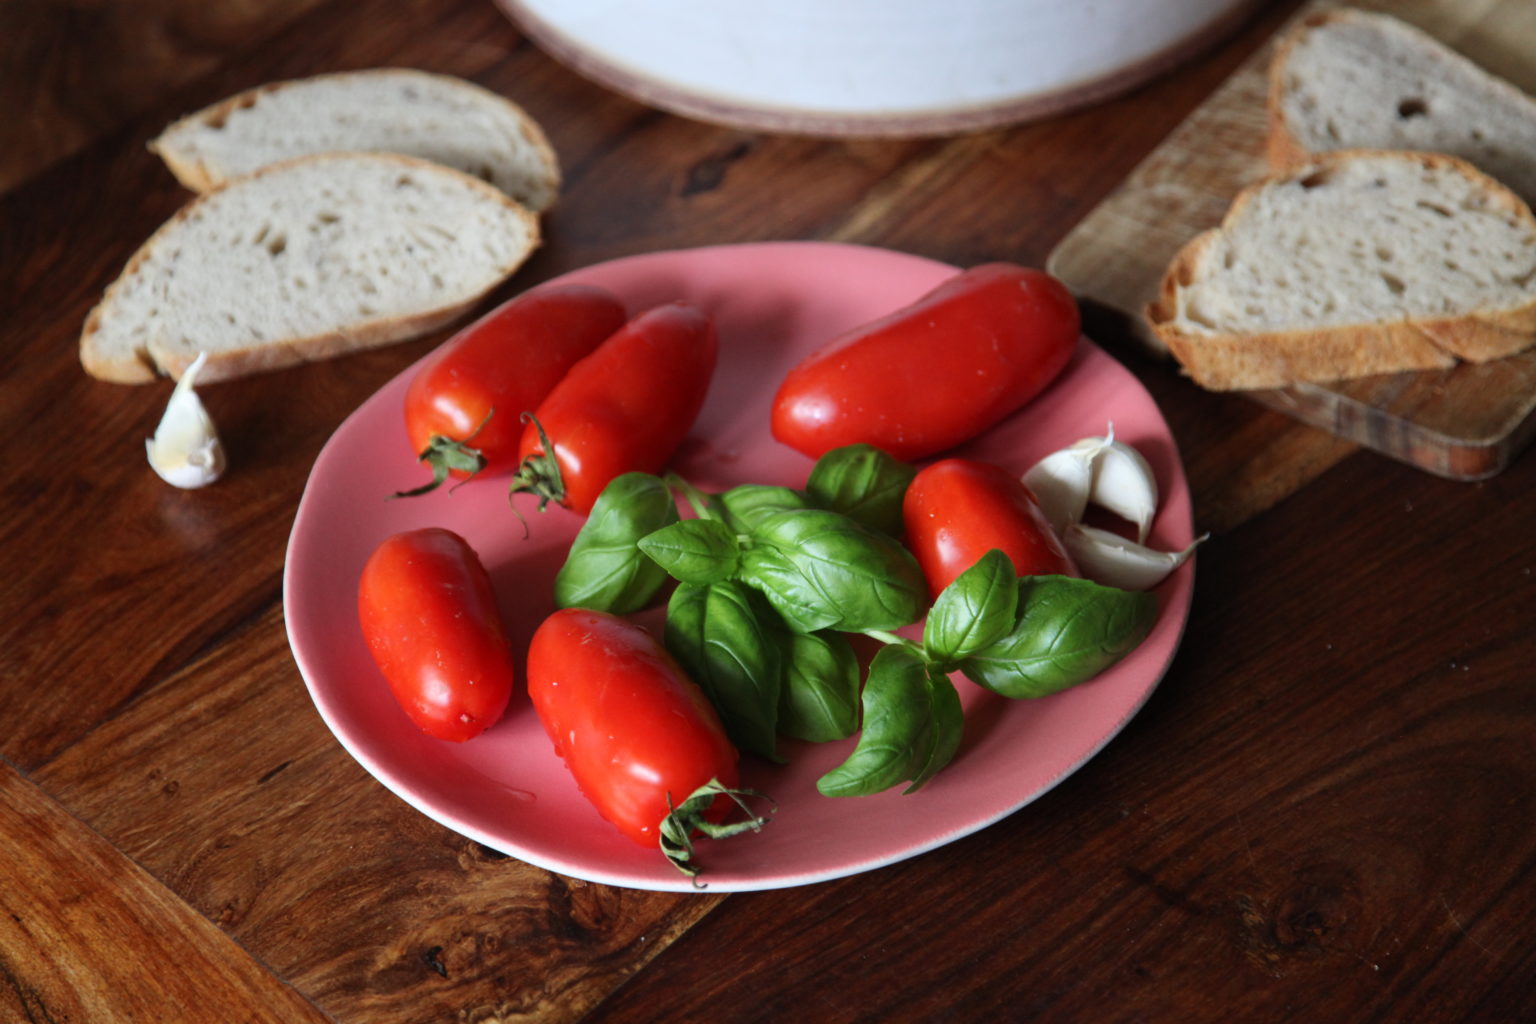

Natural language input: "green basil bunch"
[552,446,1160,799]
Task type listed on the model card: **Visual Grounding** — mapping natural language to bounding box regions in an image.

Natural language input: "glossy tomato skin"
[517,302,718,514]
[403,284,627,475]
[526,608,739,847]
[357,528,515,742]
[771,264,1079,461]
[903,458,1076,600]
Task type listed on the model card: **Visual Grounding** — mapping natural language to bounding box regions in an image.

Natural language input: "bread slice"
[1267,10,1536,203]
[149,69,560,212]
[1147,151,1536,391]
[81,152,539,384]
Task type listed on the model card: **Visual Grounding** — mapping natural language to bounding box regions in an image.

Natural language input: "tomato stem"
[391,410,494,499]
[658,778,774,884]
[508,412,567,511]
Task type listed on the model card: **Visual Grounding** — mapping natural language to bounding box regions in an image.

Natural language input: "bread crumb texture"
[1274,11,1536,201]
[82,153,537,383]
[153,69,560,211]
[1178,155,1536,334]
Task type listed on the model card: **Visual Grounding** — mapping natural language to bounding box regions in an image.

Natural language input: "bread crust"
[1146,150,1536,390]
[148,68,561,210]
[80,151,539,384]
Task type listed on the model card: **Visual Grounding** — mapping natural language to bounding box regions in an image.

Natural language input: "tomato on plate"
[511,302,718,514]
[398,284,628,495]
[357,528,515,742]
[526,608,744,854]
[770,263,1079,461]
[903,458,1076,599]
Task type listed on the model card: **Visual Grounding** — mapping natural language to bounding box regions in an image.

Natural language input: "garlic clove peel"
[1024,423,1160,542]
[1064,524,1205,591]
[146,352,225,488]
[1082,423,1159,544]
[1022,445,1095,534]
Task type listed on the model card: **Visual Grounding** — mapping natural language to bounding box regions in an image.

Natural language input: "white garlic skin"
[1022,445,1093,534]
[1026,425,1200,590]
[1083,424,1158,544]
[1065,525,1205,591]
[146,352,226,488]
[1024,423,1159,542]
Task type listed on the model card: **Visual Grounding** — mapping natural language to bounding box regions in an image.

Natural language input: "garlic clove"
[1022,444,1098,534]
[1081,423,1159,544]
[146,352,226,488]
[1064,523,1205,591]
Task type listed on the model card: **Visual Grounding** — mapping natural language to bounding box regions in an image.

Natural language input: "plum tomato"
[526,608,742,851]
[511,302,718,514]
[398,284,628,495]
[903,458,1076,600]
[356,528,515,741]
[770,263,1079,461]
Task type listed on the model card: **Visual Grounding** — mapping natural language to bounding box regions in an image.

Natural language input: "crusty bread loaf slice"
[1267,10,1536,203]
[150,69,560,212]
[81,152,539,384]
[1147,151,1536,391]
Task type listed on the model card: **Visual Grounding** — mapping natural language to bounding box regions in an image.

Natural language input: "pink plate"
[283,241,1196,892]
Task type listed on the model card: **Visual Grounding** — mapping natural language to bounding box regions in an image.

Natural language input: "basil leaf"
[749,508,926,633]
[638,518,740,584]
[961,575,1158,699]
[665,580,782,761]
[737,545,843,634]
[554,472,678,613]
[719,484,810,534]
[923,549,1019,667]
[805,443,915,537]
[906,668,964,793]
[817,645,933,797]
[774,627,859,742]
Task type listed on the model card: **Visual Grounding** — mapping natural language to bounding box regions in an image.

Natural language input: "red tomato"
[357,528,515,742]
[527,608,740,847]
[512,302,718,514]
[903,458,1076,600]
[399,284,628,493]
[771,263,1079,460]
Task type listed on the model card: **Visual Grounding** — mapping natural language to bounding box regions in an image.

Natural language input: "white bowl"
[499,0,1262,136]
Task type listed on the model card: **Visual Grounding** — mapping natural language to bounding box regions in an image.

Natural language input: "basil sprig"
[552,446,1163,800]
[814,550,1156,796]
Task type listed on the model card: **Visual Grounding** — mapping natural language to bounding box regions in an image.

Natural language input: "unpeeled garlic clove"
[146,352,225,488]
[1023,424,1159,542]
[1084,423,1158,544]
[1022,445,1095,534]
[1064,524,1205,591]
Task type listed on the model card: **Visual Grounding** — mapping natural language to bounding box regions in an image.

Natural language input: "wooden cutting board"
[1047,0,1536,480]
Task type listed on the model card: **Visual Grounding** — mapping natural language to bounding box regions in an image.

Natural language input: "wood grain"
[0,760,331,1023]
[5,0,1534,1020]
[32,606,721,1022]
[0,0,332,193]
[1047,0,1536,481]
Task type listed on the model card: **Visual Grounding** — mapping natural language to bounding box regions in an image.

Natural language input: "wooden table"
[3,1,1532,1020]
